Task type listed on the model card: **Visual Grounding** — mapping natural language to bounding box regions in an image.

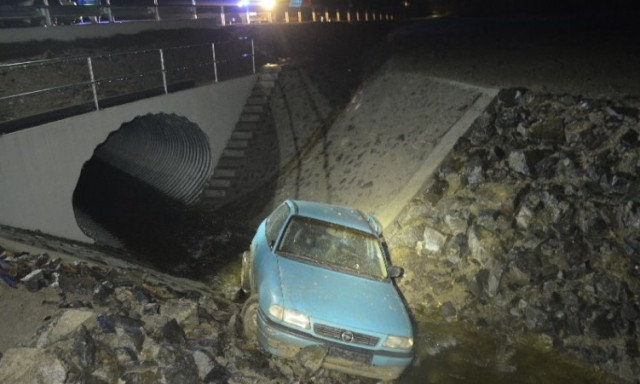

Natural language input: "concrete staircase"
[201,65,281,209]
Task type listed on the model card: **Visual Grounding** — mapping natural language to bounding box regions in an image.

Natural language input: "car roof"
[287,200,377,235]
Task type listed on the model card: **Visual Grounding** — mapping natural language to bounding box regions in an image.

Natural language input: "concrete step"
[258,80,276,89]
[216,157,243,169]
[240,114,261,123]
[222,148,245,158]
[213,168,236,178]
[208,178,233,188]
[257,87,273,97]
[235,122,260,131]
[243,105,264,114]
[247,96,268,105]
[251,88,271,98]
[204,189,226,199]
[231,130,253,140]
[259,73,278,82]
[227,139,249,149]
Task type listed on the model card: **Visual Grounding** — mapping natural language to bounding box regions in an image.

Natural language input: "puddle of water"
[404,316,626,384]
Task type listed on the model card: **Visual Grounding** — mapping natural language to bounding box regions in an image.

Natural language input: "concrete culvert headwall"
[90,113,213,205]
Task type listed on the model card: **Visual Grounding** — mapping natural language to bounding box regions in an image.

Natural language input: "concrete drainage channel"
[263,60,499,228]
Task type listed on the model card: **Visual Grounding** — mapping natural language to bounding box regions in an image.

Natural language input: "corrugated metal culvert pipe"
[72,113,213,247]
[93,113,213,205]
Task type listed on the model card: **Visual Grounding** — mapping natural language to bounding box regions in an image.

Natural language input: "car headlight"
[268,305,311,329]
[383,335,413,350]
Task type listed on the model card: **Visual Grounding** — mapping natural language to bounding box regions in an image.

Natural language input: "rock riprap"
[387,89,640,382]
[0,249,366,384]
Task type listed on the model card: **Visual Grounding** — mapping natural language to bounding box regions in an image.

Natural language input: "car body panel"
[250,221,284,309]
[277,256,412,337]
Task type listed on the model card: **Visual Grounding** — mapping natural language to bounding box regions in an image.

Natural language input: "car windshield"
[277,216,388,279]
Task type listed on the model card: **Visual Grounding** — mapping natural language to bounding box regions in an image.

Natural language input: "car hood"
[276,256,412,337]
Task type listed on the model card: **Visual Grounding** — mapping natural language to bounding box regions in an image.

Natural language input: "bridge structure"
[0,19,281,244]
[0,15,498,249]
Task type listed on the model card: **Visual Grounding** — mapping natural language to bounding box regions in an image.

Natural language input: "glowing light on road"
[237,0,248,7]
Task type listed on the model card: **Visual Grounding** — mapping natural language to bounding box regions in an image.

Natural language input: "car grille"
[314,323,380,346]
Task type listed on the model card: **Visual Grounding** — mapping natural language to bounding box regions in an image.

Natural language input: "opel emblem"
[341,331,354,343]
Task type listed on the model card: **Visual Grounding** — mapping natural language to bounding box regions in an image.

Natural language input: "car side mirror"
[388,265,404,279]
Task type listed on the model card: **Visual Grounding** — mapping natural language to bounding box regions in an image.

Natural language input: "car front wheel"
[241,295,259,345]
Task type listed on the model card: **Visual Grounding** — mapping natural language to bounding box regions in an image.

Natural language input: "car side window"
[265,203,290,248]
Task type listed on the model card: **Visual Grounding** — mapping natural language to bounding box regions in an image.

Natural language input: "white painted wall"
[0,75,256,242]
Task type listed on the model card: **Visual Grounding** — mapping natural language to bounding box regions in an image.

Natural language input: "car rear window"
[277,216,388,279]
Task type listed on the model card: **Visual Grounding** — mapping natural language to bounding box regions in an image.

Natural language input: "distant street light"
[260,0,275,10]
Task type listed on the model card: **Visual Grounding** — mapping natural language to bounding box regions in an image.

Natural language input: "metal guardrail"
[0,2,396,27]
[0,37,256,133]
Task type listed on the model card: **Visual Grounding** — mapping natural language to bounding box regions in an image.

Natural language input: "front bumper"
[257,309,413,381]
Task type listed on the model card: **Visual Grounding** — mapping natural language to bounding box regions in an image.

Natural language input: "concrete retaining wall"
[0,74,256,242]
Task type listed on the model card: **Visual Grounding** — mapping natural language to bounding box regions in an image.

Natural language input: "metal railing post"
[336,10,340,22]
[154,0,160,21]
[220,6,225,26]
[159,49,168,94]
[312,10,316,22]
[104,0,114,23]
[41,0,52,27]
[285,10,289,23]
[87,57,99,111]
[211,43,218,83]
[251,39,256,74]
[298,10,301,22]
[192,0,197,19]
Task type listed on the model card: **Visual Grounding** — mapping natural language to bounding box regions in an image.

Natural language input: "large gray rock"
[421,226,448,253]
[0,348,67,384]
[36,309,95,348]
[387,224,424,249]
[467,225,504,266]
[443,211,469,235]
[529,117,565,144]
[508,150,530,176]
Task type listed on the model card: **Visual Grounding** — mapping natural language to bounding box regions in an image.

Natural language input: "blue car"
[240,200,414,381]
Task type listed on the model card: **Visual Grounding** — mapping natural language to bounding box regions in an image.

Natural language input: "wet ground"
[406,316,625,384]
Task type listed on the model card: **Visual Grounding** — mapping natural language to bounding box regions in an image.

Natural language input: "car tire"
[240,251,252,293]
[241,295,259,344]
